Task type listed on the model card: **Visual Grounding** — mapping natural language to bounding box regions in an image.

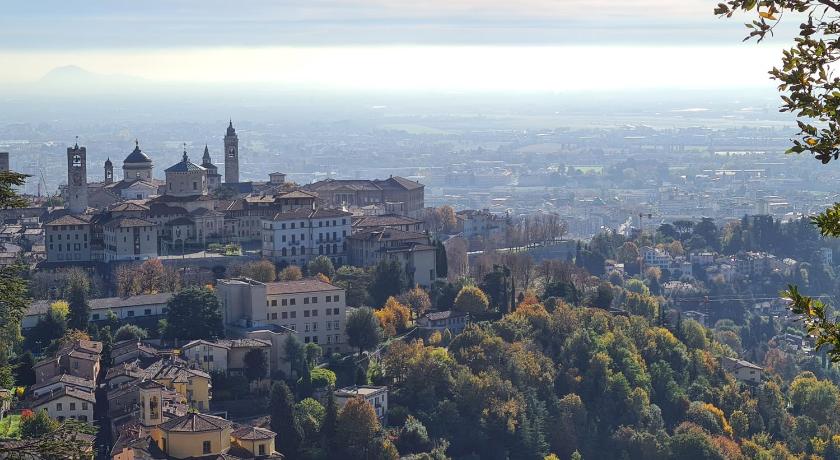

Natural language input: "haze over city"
[6,2,840,460]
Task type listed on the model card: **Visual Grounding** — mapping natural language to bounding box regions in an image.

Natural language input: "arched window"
[281,247,287,256]
[291,247,296,256]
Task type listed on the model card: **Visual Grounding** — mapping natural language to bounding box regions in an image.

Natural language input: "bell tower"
[66,139,88,213]
[139,380,165,427]
[224,120,239,184]
[104,158,113,185]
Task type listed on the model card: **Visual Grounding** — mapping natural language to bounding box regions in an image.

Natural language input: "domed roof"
[124,141,152,164]
[165,148,205,173]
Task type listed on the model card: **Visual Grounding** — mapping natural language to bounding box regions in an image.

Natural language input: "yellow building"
[114,411,281,459]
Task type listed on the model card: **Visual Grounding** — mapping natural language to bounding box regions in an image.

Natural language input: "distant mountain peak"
[41,65,97,82]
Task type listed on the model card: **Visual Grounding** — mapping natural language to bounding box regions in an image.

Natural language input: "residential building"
[34,340,102,384]
[102,216,158,262]
[25,292,173,329]
[720,356,763,384]
[303,176,425,218]
[44,214,92,263]
[217,277,347,355]
[31,386,95,422]
[29,374,96,398]
[334,385,388,423]
[261,208,352,267]
[348,228,437,287]
[417,310,468,334]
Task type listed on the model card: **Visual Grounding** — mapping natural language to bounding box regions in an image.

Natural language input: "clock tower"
[66,141,88,213]
[224,120,239,184]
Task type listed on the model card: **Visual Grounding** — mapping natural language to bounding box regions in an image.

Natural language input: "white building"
[720,356,763,384]
[334,385,388,423]
[31,386,96,422]
[261,208,352,267]
[25,293,172,329]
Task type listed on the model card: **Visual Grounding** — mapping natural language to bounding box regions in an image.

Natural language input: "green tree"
[345,307,381,356]
[114,324,148,342]
[333,265,372,307]
[66,278,89,332]
[396,415,433,454]
[717,1,840,355]
[243,348,268,381]
[163,287,224,340]
[0,170,28,367]
[270,381,303,459]
[369,259,408,307]
[295,397,326,443]
[321,390,339,452]
[453,286,489,314]
[20,409,59,438]
[308,255,336,279]
[435,240,448,279]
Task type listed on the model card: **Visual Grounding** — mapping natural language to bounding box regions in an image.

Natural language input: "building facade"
[261,208,352,267]
[224,121,239,184]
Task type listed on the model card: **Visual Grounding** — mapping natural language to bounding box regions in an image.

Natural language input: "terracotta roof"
[348,228,428,242]
[110,202,150,212]
[158,412,232,433]
[264,278,342,295]
[218,338,271,348]
[104,216,156,229]
[277,190,317,199]
[29,374,96,394]
[423,310,466,321]
[231,425,275,440]
[28,293,172,317]
[267,208,351,221]
[31,385,96,407]
[352,214,422,228]
[46,214,91,226]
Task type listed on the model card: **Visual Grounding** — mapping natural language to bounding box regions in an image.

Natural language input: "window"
[127,311,135,317]
[271,299,277,306]
[56,403,63,411]
[326,308,332,316]
[144,309,152,316]
[290,298,296,306]
[281,312,288,319]
[312,309,318,317]
[305,323,310,332]
[271,313,278,320]
[313,336,319,343]
[304,297,309,305]
[327,322,332,330]
[70,402,76,411]
[281,299,288,306]
[312,297,318,303]
[333,308,340,315]
[259,444,266,455]
[290,311,296,318]
[92,314,100,320]
[304,310,310,317]
[203,441,212,454]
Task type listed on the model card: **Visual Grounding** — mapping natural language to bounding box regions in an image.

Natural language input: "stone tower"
[104,157,113,185]
[0,152,8,172]
[66,141,88,213]
[224,120,239,184]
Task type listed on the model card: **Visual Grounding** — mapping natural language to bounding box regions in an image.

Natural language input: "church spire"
[182,143,189,162]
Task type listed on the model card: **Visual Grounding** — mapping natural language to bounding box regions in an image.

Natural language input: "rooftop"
[264,278,342,295]
[159,412,232,433]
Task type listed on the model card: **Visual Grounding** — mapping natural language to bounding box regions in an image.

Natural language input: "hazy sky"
[0,1,791,91]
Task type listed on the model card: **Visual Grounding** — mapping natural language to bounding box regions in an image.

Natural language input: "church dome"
[124,141,152,164]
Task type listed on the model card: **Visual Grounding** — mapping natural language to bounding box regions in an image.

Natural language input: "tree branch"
[817,0,840,13]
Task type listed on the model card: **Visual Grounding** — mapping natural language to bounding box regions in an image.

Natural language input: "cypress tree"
[270,381,303,459]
